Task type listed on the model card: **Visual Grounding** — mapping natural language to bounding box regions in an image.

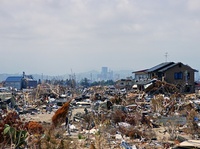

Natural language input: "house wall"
[4,81,22,90]
[27,80,37,88]
[135,73,148,80]
[22,79,38,89]
[164,64,195,93]
[115,79,134,90]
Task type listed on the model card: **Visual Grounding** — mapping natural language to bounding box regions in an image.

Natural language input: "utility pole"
[90,73,93,83]
[165,52,168,62]
[70,69,76,97]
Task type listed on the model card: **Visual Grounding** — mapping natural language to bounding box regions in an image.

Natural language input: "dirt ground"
[31,112,54,122]
[27,106,86,123]
[20,112,55,123]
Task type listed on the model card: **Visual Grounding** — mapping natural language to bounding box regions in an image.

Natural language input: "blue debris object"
[194,116,199,122]
[121,141,132,149]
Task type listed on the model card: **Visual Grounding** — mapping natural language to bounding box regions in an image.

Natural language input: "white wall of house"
[135,74,148,81]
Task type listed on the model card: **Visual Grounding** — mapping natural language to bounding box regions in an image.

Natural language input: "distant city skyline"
[0,68,134,82]
[0,1,200,75]
[0,65,199,82]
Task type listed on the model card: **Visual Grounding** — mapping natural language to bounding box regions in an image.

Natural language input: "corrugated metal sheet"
[5,76,23,82]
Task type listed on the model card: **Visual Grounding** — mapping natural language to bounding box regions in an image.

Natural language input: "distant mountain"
[75,70,99,82]
[113,70,133,77]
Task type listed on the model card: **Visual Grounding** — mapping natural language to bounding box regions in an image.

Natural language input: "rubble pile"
[65,83,200,148]
[1,81,200,148]
[145,80,179,95]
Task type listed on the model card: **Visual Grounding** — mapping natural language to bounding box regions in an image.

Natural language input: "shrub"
[27,121,43,134]
[112,110,126,124]
[52,99,72,127]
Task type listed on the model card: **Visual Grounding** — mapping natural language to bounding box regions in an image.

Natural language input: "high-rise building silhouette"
[101,67,108,80]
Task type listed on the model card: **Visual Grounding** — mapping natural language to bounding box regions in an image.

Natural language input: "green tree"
[80,78,90,87]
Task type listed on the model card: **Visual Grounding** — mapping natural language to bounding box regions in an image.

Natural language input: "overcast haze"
[0,0,200,76]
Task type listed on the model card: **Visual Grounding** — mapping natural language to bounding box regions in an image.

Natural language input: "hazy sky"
[0,0,200,76]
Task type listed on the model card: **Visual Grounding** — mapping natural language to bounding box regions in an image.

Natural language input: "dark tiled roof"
[146,62,175,72]
[158,62,199,72]
[158,63,178,72]
[5,76,23,82]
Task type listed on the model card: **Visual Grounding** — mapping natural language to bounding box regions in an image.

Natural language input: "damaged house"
[115,78,134,90]
[133,62,198,93]
[4,72,37,90]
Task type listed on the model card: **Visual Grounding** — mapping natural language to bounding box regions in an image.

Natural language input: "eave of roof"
[132,69,148,73]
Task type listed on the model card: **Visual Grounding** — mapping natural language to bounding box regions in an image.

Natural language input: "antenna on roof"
[165,52,168,62]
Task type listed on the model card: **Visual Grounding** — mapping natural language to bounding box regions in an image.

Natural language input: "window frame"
[174,72,183,80]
